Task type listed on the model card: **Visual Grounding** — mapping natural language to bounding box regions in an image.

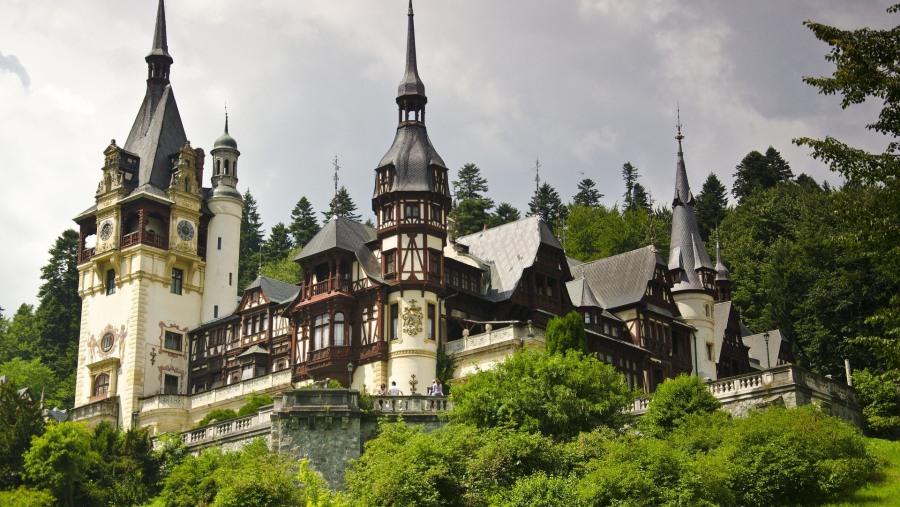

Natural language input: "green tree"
[322,186,361,223]
[564,204,664,262]
[289,196,321,248]
[622,162,652,213]
[0,378,45,489]
[572,178,603,208]
[262,223,293,264]
[0,357,65,408]
[641,374,721,437]
[0,304,39,365]
[24,422,96,507]
[260,246,302,285]
[450,348,633,440]
[238,189,264,292]
[693,172,729,241]
[487,202,521,228]
[527,183,567,234]
[545,311,587,355]
[451,163,495,237]
[852,369,900,437]
[731,147,794,203]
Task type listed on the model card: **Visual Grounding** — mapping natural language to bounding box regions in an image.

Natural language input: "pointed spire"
[225,104,230,134]
[715,227,732,281]
[673,109,693,206]
[145,0,173,83]
[397,0,426,101]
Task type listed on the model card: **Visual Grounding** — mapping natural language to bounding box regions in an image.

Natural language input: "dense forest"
[2,6,900,505]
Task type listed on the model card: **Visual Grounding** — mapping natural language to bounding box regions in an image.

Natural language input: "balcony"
[372,395,452,414]
[80,247,96,264]
[122,230,167,250]
[70,396,119,425]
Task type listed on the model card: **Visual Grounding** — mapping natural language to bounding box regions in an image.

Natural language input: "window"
[313,314,330,349]
[383,205,394,222]
[164,331,183,352]
[706,343,714,361]
[431,204,441,222]
[171,268,183,295]
[390,304,399,340]
[584,312,591,324]
[101,333,114,352]
[163,374,179,395]
[217,237,222,250]
[384,251,396,275]
[429,250,440,275]
[229,272,233,286]
[93,373,109,397]
[427,304,436,340]
[214,305,219,318]
[261,314,268,332]
[106,269,116,295]
[535,274,545,296]
[334,312,345,346]
[405,203,420,218]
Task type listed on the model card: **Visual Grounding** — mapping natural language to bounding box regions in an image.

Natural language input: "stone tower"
[371,0,452,391]
[71,0,238,429]
[667,121,719,380]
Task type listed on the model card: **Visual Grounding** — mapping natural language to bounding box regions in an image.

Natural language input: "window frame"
[106,269,116,295]
[164,331,184,353]
[93,373,110,397]
[170,268,183,295]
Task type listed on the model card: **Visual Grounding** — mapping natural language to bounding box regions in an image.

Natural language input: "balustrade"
[372,395,452,413]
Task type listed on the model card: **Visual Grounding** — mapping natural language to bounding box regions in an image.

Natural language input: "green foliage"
[24,422,95,507]
[239,189,265,293]
[712,406,876,506]
[450,348,633,440]
[196,409,238,428]
[451,163,495,238]
[642,374,721,437]
[322,186,361,223]
[237,393,274,417]
[0,487,55,507]
[694,172,728,241]
[853,369,900,438]
[821,438,900,506]
[572,178,603,208]
[260,246,302,284]
[496,472,579,507]
[0,378,45,489]
[527,182,567,234]
[564,204,666,262]
[622,162,652,213]
[488,202,521,228]
[262,222,294,264]
[731,147,794,203]
[289,196,321,248]
[544,311,587,355]
[0,357,66,408]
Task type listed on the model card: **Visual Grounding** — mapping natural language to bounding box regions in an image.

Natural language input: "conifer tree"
[263,223,294,264]
[34,229,80,383]
[694,172,729,241]
[288,196,320,248]
[489,202,521,227]
[573,178,603,208]
[238,189,264,292]
[322,186,361,223]
[527,183,567,233]
[621,163,652,213]
[732,146,794,203]
[451,163,494,237]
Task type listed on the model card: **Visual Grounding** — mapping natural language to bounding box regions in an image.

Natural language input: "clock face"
[177,220,195,241]
[100,220,113,241]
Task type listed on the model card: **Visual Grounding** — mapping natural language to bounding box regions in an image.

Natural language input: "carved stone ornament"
[402,299,424,337]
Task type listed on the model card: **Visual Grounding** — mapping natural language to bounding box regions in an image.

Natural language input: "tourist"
[388,381,403,396]
[375,383,387,396]
[432,379,443,396]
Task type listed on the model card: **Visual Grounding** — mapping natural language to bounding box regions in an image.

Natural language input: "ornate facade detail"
[402,299,423,336]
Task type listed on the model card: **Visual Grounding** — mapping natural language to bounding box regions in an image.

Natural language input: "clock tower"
[71,1,241,431]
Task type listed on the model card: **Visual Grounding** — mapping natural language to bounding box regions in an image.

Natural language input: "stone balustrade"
[140,369,292,414]
[444,322,544,355]
[70,395,119,423]
[182,406,274,449]
[371,395,452,414]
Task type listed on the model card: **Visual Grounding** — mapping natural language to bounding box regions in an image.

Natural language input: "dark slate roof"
[237,344,268,358]
[571,246,662,310]
[376,124,448,193]
[715,239,732,281]
[148,0,170,59]
[743,329,785,369]
[398,0,426,99]
[455,217,562,302]
[668,138,714,292]
[713,301,733,362]
[245,276,299,304]
[566,278,602,308]
[295,217,384,282]
[124,84,187,190]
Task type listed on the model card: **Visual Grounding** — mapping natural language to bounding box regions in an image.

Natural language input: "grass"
[823,438,900,506]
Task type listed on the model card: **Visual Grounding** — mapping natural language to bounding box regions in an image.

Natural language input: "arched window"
[93,373,110,397]
[334,312,345,346]
[224,159,230,175]
[215,159,221,175]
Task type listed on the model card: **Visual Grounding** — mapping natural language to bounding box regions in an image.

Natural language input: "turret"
[714,230,732,302]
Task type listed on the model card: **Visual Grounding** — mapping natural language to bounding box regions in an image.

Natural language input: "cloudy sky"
[0,0,894,311]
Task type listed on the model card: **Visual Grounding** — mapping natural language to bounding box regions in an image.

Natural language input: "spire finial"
[675,104,684,148]
[224,103,229,134]
[397,0,426,101]
[408,0,414,16]
[151,0,170,57]
[146,0,173,83]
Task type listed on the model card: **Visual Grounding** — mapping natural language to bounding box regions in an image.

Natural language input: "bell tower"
[371,0,452,390]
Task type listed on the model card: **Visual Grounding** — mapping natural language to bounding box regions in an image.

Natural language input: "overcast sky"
[0,1,895,311]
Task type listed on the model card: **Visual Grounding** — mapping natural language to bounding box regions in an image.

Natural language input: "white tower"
[204,115,244,321]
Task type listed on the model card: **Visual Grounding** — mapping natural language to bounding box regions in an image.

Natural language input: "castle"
[71,1,794,433]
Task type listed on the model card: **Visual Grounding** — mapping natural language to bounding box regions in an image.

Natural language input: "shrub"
[853,369,900,438]
[237,393,274,417]
[642,374,721,437]
[195,409,238,428]
[498,472,580,507]
[545,311,588,355]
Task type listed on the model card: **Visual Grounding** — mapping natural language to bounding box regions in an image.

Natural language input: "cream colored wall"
[203,196,242,321]
[386,291,438,393]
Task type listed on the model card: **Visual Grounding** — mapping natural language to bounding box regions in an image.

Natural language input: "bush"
[642,374,721,437]
[195,409,238,428]
[0,487,55,507]
[237,393,273,417]
[498,472,580,507]
[545,311,588,355]
[450,348,633,440]
[853,369,900,438]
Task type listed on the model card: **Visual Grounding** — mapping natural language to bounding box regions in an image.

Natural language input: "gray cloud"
[0,51,30,88]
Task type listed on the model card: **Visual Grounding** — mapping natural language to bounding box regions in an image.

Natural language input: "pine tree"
[573,178,603,207]
[34,230,80,380]
[288,196,320,248]
[527,183,567,233]
[451,164,494,238]
[238,189,264,292]
[630,182,653,213]
[732,146,794,202]
[622,162,639,210]
[489,202,521,227]
[322,186,361,222]
[694,172,729,241]
[263,223,294,264]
